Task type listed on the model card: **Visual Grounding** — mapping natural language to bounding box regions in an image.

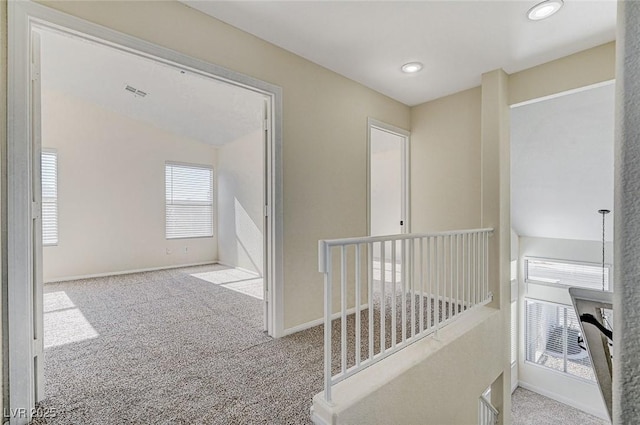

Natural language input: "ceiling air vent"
[124,84,148,98]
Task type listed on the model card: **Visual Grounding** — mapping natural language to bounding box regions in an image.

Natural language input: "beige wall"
[410,87,482,232]
[217,129,264,275]
[42,89,218,281]
[509,42,615,106]
[36,0,410,329]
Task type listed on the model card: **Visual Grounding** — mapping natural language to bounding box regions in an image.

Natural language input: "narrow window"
[525,258,611,290]
[42,150,58,246]
[165,162,213,239]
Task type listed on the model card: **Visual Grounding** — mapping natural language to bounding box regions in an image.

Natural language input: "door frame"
[7,2,285,422]
[366,118,411,236]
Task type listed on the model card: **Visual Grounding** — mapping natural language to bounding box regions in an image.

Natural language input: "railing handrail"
[479,395,499,425]
[321,227,494,246]
[319,228,493,272]
[480,395,499,416]
[319,227,494,403]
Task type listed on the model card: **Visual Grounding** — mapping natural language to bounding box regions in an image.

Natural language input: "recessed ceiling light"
[527,0,564,21]
[401,62,423,74]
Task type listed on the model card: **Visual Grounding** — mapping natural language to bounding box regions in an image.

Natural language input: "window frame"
[165,161,214,240]
[41,149,58,246]
[524,297,596,383]
[524,256,612,291]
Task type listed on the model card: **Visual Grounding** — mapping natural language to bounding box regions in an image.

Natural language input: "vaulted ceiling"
[40,28,265,147]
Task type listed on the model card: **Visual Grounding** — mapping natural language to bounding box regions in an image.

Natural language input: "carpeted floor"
[38,264,323,424]
[36,263,460,424]
[34,264,607,424]
[511,387,609,425]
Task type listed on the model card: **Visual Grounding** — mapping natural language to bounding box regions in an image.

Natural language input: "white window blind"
[525,299,595,381]
[525,258,610,290]
[511,301,518,365]
[42,150,58,246]
[165,162,213,239]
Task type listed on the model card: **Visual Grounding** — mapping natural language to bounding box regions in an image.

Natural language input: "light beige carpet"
[511,387,609,425]
[37,264,321,424]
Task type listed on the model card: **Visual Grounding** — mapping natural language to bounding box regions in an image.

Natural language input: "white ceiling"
[39,28,265,147]
[181,0,617,106]
[511,83,614,242]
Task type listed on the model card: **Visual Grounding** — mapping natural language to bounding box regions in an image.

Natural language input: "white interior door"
[368,121,410,237]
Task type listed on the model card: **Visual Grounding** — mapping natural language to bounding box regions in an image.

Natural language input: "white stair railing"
[318,228,493,402]
[479,395,499,425]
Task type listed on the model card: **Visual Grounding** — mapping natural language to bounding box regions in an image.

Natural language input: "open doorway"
[7,3,283,423]
[36,23,271,417]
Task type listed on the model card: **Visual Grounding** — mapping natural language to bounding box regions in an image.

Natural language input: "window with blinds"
[165,162,213,239]
[42,150,58,246]
[525,299,595,381]
[525,258,610,290]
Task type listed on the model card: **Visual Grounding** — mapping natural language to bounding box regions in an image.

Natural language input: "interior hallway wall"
[217,129,264,275]
[410,87,482,232]
[42,89,218,281]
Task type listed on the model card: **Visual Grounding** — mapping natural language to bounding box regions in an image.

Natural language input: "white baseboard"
[517,381,609,420]
[283,303,370,336]
[44,261,218,283]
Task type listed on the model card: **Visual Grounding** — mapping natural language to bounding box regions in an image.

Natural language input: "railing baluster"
[401,239,407,343]
[475,232,479,305]
[456,234,460,316]
[391,240,397,348]
[355,243,361,367]
[467,233,471,310]
[443,235,447,323]
[485,231,489,301]
[323,245,332,402]
[427,236,432,330]
[410,238,416,339]
[341,246,347,374]
[449,235,454,320]
[435,236,440,335]
[368,242,374,360]
[380,241,386,354]
[419,238,424,334]
[476,232,480,305]
[461,233,466,312]
[482,232,487,301]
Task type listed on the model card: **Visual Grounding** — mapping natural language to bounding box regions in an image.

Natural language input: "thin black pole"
[598,209,610,291]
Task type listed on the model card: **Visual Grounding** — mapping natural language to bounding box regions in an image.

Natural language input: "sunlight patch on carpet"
[44,291,99,349]
[191,268,264,300]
